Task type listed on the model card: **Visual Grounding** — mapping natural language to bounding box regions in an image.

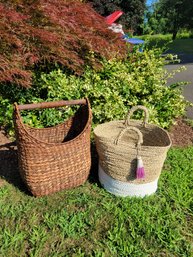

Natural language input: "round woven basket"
[94,106,172,185]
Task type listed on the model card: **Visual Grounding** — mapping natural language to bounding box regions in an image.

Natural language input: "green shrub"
[0,48,188,135]
[177,30,193,39]
[139,34,173,49]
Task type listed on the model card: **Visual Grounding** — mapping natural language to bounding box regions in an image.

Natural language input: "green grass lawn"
[0,146,193,257]
[139,34,193,54]
[167,39,193,54]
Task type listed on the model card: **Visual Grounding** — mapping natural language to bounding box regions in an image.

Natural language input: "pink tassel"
[136,156,145,179]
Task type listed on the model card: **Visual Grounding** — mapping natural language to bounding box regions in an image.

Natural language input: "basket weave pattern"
[14,99,92,196]
[94,106,172,184]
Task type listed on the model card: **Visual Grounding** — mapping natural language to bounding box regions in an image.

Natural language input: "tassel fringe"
[136,156,145,179]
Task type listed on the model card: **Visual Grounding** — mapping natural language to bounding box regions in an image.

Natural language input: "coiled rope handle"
[114,126,143,153]
[125,105,149,127]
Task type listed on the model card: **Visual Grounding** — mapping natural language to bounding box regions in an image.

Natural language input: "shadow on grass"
[164,52,193,65]
[88,142,100,185]
[0,140,101,196]
[0,141,31,195]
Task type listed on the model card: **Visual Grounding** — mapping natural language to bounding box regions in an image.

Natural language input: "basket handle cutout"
[15,99,87,111]
[125,105,149,127]
[114,126,143,149]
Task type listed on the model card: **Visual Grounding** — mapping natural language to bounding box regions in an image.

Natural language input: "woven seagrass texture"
[13,99,92,196]
[94,106,172,184]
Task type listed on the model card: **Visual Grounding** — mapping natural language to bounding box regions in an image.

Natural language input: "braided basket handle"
[14,98,87,111]
[125,105,149,127]
[114,126,143,148]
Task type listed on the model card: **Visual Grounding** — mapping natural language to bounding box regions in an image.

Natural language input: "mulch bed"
[168,118,193,147]
[0,129,20,188]
[0,118,193,188]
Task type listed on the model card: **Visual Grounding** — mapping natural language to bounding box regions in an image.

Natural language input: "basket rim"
[94,119,172,148]
[14,98,92,146]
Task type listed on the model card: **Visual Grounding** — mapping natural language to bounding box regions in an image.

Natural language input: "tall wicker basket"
[13,98,92,197]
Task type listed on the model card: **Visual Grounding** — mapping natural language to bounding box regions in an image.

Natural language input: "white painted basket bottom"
[98,165,158,197]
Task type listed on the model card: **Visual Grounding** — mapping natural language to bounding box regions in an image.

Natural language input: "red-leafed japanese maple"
[0,0,127,87]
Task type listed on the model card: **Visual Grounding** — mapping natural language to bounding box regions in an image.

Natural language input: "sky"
[146,0,157,7]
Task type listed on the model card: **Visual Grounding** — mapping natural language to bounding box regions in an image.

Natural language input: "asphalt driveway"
[165,54,193,119]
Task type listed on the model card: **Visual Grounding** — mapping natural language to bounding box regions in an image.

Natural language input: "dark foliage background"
[87,0,146,34]
[157,0,193,39]
[144,0,193,39]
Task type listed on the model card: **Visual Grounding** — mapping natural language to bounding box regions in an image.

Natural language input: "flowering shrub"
[0,48,188,135]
